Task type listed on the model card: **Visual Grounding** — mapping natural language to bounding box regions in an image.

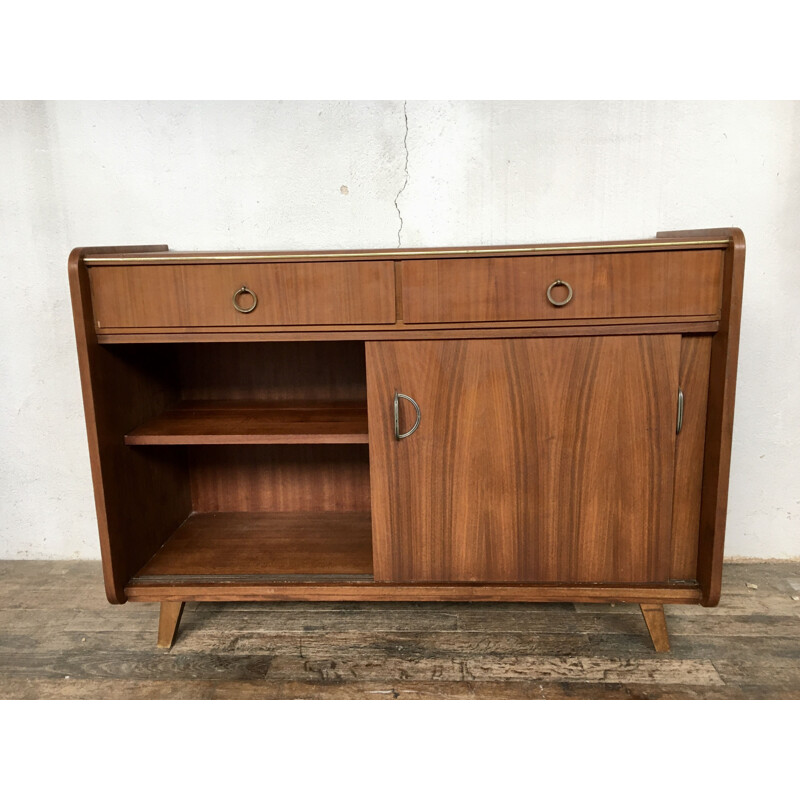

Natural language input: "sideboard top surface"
[81,234,732,266]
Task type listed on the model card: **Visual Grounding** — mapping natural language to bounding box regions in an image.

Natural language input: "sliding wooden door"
[366,336,681,583]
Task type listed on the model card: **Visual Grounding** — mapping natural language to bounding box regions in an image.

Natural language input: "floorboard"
[0,561,798,699]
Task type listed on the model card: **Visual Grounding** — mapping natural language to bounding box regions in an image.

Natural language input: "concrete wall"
[1,100,797,559]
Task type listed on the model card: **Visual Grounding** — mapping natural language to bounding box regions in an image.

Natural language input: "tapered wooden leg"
[157,601,184,649]
[640,603,670,652]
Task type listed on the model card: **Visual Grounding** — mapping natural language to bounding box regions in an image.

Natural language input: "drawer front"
[401,250,723,323]
[90,261,396,329]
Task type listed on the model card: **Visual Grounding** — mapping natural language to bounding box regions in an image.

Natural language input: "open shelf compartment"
[117,340,370,447]
[130,510,374,585]
[96,340,375,591]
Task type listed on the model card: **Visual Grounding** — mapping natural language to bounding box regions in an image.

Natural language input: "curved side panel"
[69,244,189,604]
[659,228,746,605]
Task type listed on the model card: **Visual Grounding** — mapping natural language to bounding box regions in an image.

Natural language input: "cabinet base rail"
[129,582,701,604]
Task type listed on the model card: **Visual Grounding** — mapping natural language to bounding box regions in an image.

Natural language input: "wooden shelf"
[131,511,374,583]
[124,401,368,445]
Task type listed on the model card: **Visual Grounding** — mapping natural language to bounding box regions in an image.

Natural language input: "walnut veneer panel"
[670,336,713,579]
[68,246,193,603]
[135,512,373,577]
[401,250,723,323]
[189,445,371,513]
[125,401,368,445]
[176,341,367,403]
[367,336,681,584]
[125,582,702,604]
[89,261,396,329]
[658,229,746,605]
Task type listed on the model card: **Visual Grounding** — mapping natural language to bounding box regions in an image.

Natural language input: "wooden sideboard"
[68,228,745,651]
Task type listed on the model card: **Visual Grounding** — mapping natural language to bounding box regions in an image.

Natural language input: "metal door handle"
[394,392,421,440]
[676,388,684,434]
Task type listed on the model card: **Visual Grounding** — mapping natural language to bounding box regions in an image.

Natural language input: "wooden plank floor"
[1,561,798,699]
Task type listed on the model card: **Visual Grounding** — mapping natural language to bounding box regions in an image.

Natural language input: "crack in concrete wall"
[393,101,409,247]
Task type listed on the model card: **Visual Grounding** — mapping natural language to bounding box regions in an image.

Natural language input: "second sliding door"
[366,336,681,584]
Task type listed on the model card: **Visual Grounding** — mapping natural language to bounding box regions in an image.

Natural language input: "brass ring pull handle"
[546,279,573,307]
[394,392,421,440]
[232,285,258,313]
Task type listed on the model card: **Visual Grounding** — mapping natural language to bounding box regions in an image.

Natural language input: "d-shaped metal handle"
[394,392,421,440]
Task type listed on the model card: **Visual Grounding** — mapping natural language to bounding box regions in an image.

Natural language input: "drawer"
[401,250,723,323]
[89,261,396,329]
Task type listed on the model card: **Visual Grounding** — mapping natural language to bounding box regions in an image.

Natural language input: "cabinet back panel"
[176,341,367,403]
[368,336,681,583]
[189,445,371,513]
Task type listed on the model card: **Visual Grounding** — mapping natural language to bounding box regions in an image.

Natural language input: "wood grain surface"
[124,583,702,603]
[188,445,371,513]
[367,336,681,584]
[175,340,367,404]
[640,603,671,652]
[89,261,396,329]
[402,250,723,323]
[96,319,720,343]
[124,400,368,445]
[157,601,184,648]
[68,247,192,603]
[670,336,712,579]
[658,229,746,605]
[81,234,729,265]
[133,512,374,578]
[2,561,797,699]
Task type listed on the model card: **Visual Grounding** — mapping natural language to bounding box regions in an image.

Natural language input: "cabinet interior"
[106,341,373,585]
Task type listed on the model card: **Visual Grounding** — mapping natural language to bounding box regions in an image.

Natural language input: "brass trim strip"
[84,239,731,264]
